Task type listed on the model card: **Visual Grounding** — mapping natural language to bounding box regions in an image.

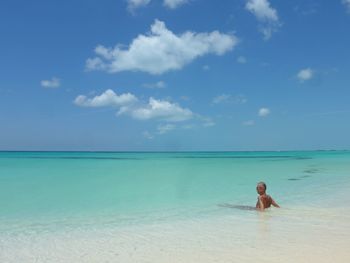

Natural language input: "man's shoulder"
[260,194,272,200]
[258,194,267,199]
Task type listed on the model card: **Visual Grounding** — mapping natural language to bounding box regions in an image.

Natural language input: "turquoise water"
[1,151,350,228]
[1,151,350,262]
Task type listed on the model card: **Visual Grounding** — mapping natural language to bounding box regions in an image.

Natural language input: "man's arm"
[271,198,280,208]
[257,196,265,211]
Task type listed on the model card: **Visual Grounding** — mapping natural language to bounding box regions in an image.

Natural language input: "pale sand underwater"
[1,151,350,262]
[2,207,350,263]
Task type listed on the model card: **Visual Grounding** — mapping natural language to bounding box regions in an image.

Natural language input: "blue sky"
[0,0,349,151]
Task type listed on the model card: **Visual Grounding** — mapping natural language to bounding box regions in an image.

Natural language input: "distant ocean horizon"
[1,149,349,152]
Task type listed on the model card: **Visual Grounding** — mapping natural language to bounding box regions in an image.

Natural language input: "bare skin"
[256,182,280,211]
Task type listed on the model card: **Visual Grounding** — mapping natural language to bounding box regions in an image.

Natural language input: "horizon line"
[0,149,349,153]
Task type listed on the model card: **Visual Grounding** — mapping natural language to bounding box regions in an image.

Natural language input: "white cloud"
[85,57,106,71]
[237,56,247,64]
[297,68,314,82]
[245,0,281,40]
[127,0,151,11]
[75,90,193,122]
[242,120,255,126]
[212,94,247,104]
[86,19,238,75]
[343,0,350,12]
[157,123,176,134]
[142,80,166,89]
[246,0,278,21]
[163,0,188,9]
[41,77,60,88]
[119,97,193,122]
[258,107,271,117]
[74,89,138,107]
[74,90,218,129]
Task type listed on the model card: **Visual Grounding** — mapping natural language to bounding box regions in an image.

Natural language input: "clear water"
[1,151,350,262]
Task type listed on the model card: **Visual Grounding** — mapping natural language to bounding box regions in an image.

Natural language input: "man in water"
[256,182,280,210]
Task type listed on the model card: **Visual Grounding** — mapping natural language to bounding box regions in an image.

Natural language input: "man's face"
[256,184,266,195]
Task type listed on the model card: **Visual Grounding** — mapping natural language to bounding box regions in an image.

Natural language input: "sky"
[0,0,349,151]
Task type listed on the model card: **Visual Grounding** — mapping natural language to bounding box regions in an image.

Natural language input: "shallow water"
[0,151,349,262]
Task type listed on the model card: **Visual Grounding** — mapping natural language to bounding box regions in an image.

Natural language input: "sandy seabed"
[1,207,349,263]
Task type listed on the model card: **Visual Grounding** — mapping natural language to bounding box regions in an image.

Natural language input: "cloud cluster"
[41,77,60,88]
[118,97,194,122]
[297,68,314,82]
[242,108,270,126]
[74,89,138,107]
[86,20,238,75]
[75,89,193,123]
[245,0,281,40]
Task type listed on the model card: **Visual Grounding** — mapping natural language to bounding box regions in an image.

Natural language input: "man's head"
[256,182,267,195]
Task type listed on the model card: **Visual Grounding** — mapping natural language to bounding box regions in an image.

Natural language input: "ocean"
[0,151,349,262]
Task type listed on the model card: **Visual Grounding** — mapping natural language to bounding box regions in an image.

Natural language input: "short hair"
[257,181,267,190]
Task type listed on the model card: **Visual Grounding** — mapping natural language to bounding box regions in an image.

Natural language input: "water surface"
[1,151,349,262]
